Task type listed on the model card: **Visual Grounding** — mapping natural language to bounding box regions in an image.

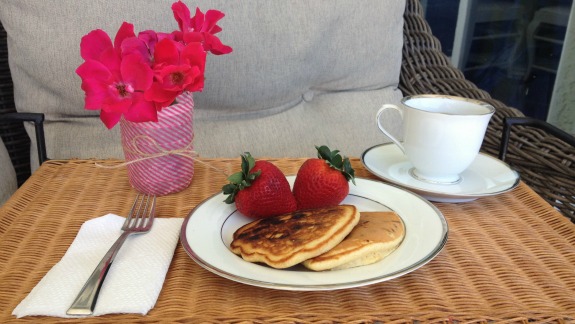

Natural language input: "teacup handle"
[376,104,406,155]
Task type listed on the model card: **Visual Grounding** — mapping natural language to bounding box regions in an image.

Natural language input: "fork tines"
[123,193,156,231]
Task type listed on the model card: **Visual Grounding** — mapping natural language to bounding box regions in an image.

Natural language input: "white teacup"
[376,95,495,185]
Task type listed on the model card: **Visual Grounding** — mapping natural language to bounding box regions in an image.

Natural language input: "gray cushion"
[0,137,17,206]
[195,87,403,158]
[0,0,405,166]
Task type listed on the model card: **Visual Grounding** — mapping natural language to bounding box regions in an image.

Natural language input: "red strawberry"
[222,152,297,219]
[293,145,355,210]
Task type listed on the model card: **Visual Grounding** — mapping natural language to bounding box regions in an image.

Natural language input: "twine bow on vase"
[119,92,196,196]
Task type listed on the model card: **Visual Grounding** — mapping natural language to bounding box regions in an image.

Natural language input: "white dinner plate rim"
[180,177,448,291]
[361,143,520,201]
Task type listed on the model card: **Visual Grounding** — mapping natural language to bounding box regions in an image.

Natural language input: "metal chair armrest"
[0,112,48,164]
[499,117,575,161]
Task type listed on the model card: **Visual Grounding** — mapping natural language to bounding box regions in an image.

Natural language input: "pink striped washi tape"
[120,92,195,196]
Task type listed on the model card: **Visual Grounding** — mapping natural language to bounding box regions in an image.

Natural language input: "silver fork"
[66,193,156,316]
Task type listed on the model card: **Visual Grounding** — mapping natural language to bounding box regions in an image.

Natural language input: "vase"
[119,92,195,196]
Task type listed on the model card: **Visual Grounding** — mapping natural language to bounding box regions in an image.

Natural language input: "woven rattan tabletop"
[1,158,574,323]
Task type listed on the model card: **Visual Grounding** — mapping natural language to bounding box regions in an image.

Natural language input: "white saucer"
[361,143,520,203]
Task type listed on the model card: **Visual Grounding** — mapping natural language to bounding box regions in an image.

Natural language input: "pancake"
[302,211,405,271]
[230,204,360,269]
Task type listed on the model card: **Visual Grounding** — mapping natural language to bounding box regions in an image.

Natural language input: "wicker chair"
[400,0,575,222]
[1,0,574,221]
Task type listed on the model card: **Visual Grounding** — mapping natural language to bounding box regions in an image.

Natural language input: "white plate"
[180,176,448,291]
[362,143,520,203]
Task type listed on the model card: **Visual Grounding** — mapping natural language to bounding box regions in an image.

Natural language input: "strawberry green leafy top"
[222,152,261,204]
[316,145,355,185]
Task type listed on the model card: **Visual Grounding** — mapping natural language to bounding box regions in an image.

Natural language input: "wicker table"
[1,158,574,323]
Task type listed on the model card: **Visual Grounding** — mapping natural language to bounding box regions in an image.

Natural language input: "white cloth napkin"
[13,214,183,318]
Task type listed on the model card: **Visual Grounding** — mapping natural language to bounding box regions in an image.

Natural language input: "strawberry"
[293,145,355,210]
[222,152,297,219]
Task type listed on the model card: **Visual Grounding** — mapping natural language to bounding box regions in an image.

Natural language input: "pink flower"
[171,2,233,55]
[144,39,207,109]
[77,25,155,128]
[121,31,177,65]
[80,22,135,62]
[120,31,158,65]
[77,1,231,128]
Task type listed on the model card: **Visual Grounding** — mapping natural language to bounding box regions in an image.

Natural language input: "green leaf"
[222,183,237,194]
[224,192,236,204]
[227,171,244,184]
[316,145,331,160]
[331,154,343,169]
[240,179,250,188]
[343,157,356,185]
[247,154,256,172]
[331,149,340,160]
[240,152,252,175]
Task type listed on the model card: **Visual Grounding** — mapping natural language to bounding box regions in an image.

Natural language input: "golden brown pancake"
[230,205,360,269]
[302,211,405,271]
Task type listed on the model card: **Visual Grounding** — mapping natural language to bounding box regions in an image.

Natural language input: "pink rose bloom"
[171,2,233,55]
[144,38,207,109]
[76,23,155,128]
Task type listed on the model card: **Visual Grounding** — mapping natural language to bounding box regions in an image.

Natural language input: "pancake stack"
[230,205,405,271]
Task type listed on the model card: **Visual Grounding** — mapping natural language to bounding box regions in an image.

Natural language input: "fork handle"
[66,231,131,316]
